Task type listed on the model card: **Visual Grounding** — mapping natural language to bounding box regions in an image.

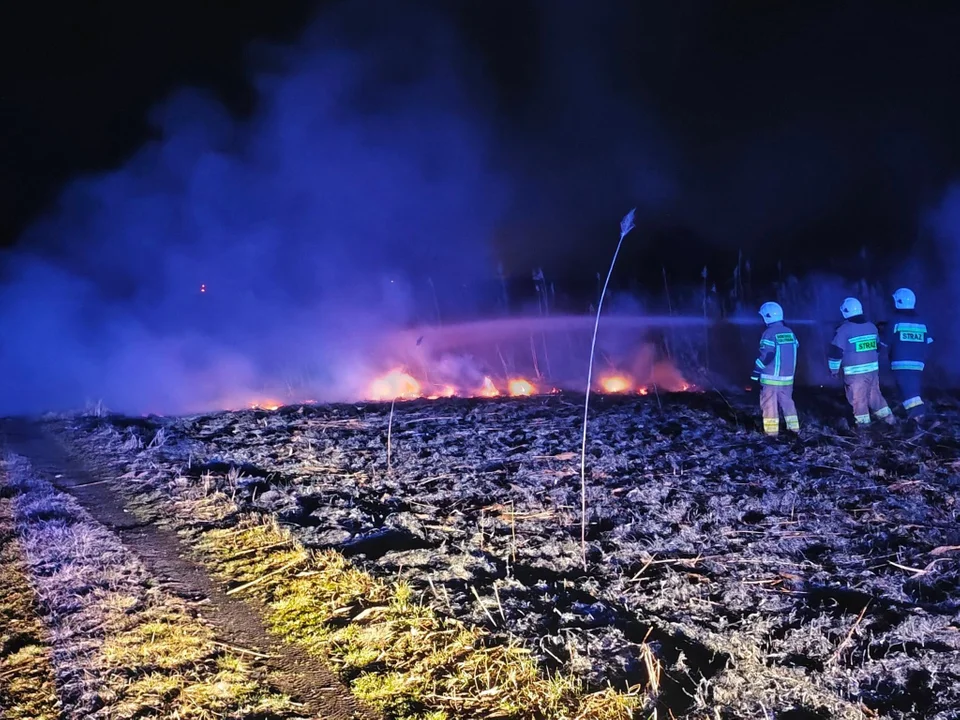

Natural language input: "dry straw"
[580,208,636,569]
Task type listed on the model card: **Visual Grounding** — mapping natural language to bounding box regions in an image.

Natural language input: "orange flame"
[249,399,282,411]
[318,357,697,408]
[478,376,500,397]
[368,369,421,401]
[599,375,632,393]
[426,385,457,400]
[508,378,536,396]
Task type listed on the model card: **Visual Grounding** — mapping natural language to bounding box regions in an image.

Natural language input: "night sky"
[5,1,960,284]
[0,1,315,246]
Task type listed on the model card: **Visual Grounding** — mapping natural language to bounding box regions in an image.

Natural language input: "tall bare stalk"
[427,276,442,326]
[702,266,710,372]
[533,268,553,378]
[662,266,675,361]
[387,395,397,472]
[580,208,636,569]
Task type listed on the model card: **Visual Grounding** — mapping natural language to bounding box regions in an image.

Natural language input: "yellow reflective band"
[894,322,927,333]
[903,397,923,410]
[891,360,925,371]
[873,406,892,418]
[845,362,879,375]
[855,414,871,425]
[784,415,800,430]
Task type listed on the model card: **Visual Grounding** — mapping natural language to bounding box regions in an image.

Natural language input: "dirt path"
[1,419,376,720]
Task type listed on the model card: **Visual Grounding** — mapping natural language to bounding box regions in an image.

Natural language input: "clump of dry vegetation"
[0,492,60,720]
[195,520,652,719]
[2,454,308,720]
[68,424,656,719]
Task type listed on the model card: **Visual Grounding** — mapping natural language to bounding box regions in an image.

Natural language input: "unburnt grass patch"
[196,520,649,719]
[45,387,960,719]
[58,439,658,718]
[0,491,60,720]
[1,453,309,720]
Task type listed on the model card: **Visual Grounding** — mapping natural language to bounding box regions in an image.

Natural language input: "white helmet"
[892,287,916,310]
[758,301,784,324]
[840,297,863,319]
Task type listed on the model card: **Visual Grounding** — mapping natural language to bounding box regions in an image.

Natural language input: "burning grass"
[361,367,687,404]
[0,493,60,720]
[1,454,308,720]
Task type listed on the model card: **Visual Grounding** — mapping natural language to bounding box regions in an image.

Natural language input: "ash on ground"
[54,389,960,719]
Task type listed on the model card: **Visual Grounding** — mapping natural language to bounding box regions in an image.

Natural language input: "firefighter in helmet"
[828,297,895,429]
[883,287,934,419]
[750,301,800,437]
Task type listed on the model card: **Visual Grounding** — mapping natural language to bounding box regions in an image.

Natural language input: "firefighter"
[828,297,895,429]
[884,287,934,419]
[750,301,800,437]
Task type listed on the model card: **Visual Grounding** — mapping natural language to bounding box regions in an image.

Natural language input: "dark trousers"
[893,369,925,418]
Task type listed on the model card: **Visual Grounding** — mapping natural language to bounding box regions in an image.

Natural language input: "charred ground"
[44,388,960,719]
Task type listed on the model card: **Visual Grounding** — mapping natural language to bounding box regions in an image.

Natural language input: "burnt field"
[44,388,960,719]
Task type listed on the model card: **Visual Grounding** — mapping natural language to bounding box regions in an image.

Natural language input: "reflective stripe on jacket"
[830,317,880,376]
[755,322,798,385]
[884,310,933,372]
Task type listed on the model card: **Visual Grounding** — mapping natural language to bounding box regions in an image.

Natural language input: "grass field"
[4,387,959,718]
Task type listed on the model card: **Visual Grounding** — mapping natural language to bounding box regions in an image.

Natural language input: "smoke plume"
[0,2,521,415]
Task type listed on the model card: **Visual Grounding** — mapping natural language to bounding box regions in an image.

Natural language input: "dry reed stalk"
[387,394,397,472]
[580,208,636,569]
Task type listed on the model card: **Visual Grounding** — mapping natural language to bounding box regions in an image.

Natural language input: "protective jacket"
[883,309,933,372]
[752,321,799,385]
[828,316,880,376]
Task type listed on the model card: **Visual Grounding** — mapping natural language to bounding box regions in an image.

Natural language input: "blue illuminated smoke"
[0,4,514,415]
